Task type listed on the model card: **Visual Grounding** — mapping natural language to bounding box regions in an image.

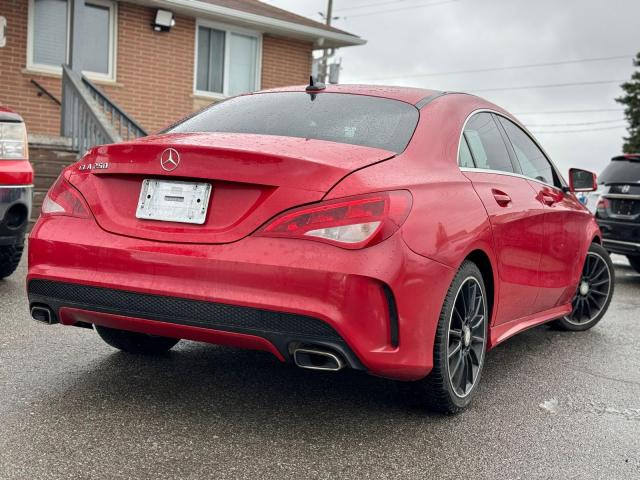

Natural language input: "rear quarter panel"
[326,95,501,331]
[326,94,497,270]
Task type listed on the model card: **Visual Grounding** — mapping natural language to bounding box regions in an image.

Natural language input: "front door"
[528,182,588,311]
[496,116,587,312]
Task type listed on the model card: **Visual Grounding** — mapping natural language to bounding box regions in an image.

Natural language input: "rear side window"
[458,136,475,168]
[463,113,514,173]
[498,117,560,187]
[168,92,420,153]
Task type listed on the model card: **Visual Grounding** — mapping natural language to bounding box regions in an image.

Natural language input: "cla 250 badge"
[79,162,109,171]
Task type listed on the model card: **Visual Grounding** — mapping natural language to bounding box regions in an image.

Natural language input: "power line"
[470,79,626,93]
[524,118,626,127]
[352,55,633,82]
[338,0,426,12]
[343,0,459,18]
[513,108,624,115]
[530,125,626,134]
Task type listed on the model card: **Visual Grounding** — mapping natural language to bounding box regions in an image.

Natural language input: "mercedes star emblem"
[160,148,180,172]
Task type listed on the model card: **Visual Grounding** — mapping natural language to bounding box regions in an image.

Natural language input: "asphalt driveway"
[1,255,638,479]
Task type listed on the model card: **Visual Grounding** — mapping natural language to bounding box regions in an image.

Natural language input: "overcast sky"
[266,0,639,176]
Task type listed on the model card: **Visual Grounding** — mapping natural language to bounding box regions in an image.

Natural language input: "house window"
[195,21,261,97]
[31,0,68,67]
[196,26,225,94]
[28,0,116,80]
[77,2,113,75]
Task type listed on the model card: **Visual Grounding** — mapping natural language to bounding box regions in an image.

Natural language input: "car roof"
[253,85,519,120]
[612,154,640,161]
[255,84,443,106]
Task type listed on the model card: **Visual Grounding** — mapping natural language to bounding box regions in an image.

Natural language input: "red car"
[27,84,614,412]
[0,107,33,278]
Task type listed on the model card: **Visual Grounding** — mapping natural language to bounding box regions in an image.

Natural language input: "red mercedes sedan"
[27,84,614,413]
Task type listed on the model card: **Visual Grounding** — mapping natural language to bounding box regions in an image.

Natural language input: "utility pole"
[320,0,334,83]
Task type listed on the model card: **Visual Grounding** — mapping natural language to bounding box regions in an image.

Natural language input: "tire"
[95,324,180,354]
[402,260,489,414]
[0,242,24,279]
[628,255,640,274]
[553,242,615,332]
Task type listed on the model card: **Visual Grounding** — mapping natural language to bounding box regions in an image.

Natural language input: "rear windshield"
[167,92,419,153]
[599,158,640,184]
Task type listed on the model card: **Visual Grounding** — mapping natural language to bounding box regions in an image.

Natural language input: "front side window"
[168,92,419,153]
[498,117,559,187]
[463,113,514,173]
[195,23,260,97]
[29,0,116,79]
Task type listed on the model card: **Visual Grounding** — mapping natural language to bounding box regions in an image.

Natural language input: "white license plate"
[135,179,212,224]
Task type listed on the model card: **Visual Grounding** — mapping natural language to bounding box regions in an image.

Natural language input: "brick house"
[0,0,364,136]
[0,0,363,220]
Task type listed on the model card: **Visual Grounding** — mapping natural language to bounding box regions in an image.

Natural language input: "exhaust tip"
[30,306,56,325]
[293,348,345,372]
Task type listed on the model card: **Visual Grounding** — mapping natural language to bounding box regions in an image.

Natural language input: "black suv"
[593,154,640,273]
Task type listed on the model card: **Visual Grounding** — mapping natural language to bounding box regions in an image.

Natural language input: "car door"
[497,116,588,312]
[460,112,546,325]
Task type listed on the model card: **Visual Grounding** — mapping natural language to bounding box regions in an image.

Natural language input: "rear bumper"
[27,216,455,380]
[0,185,32,245]
[597,218,640,256]
[602,238,640,256]
[28,279,366,370]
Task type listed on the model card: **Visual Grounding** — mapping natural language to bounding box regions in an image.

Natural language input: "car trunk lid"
[68,132,395,244]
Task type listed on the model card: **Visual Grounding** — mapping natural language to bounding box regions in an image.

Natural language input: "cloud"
[267,0,639,175]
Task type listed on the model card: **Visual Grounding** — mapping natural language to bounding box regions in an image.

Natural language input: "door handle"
[541,194,556,206]
[491,189,512,207]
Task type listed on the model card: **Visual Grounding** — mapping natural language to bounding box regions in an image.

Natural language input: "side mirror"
[568,168,597,192]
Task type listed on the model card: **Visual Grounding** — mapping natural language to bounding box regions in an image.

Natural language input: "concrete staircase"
[28,135,78,222]
[25,70,147,225]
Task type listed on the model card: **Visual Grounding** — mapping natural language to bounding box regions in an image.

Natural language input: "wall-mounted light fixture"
[152,10,175,32]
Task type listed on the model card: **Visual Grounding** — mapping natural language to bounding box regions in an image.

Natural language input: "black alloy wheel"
[404,260,488,414]
[446,276,487,398]
[554,242,614,331]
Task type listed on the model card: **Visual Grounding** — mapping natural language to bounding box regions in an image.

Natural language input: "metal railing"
[30,79,62,106]
[60,64,147,156]
[82,76,147,141]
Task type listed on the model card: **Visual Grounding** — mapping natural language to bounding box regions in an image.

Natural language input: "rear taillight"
[41,176,91,218]
[0,121,28,160]
[596,197,610,217]
[257,191,412,249]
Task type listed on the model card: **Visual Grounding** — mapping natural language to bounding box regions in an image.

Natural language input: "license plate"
[613,199,636,216]
[135,179,212,224]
